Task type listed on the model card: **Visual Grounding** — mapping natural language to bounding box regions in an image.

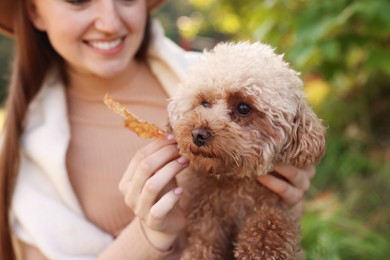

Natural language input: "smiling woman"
[0,0,198,258]
[27,0,148,78]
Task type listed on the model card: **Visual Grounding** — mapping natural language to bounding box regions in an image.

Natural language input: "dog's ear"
[167,94,192,128]
[281,102,326,167]
[167,96,181,128]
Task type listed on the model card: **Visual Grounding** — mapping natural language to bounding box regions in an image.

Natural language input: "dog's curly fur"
[168,42,326,260]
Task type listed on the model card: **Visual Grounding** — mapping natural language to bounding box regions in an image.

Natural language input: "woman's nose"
[94,1,121,34]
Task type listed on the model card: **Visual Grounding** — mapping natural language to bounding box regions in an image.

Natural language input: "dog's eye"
[201,101,211,108]
[236,103,252,116]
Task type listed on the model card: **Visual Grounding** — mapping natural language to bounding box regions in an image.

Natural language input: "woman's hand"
[257,164,316,219]
[118,135,189,251]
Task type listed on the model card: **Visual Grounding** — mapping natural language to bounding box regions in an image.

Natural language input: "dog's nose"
[192,128,211,147]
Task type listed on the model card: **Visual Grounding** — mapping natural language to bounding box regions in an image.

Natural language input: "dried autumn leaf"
[103,93,165,139]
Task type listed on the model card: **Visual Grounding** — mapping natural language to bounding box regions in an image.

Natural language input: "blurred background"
[1,0,389,258]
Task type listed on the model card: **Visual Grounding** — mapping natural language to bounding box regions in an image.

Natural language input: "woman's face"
[28,0,148,78]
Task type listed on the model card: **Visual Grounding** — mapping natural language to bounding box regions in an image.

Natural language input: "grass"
[302,192,390,259]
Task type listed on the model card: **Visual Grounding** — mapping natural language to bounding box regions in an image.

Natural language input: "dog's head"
[168,42,326,177]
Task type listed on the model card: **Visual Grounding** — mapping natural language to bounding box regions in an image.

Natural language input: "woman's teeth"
[89,39,122,50]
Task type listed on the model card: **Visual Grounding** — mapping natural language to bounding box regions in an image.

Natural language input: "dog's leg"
[181,224,234,260]
[181,214,235,260]
[233,207,301,260]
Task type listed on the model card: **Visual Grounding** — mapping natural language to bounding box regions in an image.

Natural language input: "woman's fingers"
[118,137,176,198]
[136,156,189,218]
[257,174,304,206]
[273,164,313,192]
[257,164,316,207]
[117,135,189,248]
[119,136,176,191]
[148,187,184,227]
[119,133,190,228]
[123,145,180,211]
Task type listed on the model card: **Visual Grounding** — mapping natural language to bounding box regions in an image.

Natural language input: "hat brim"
[0,0,166,36]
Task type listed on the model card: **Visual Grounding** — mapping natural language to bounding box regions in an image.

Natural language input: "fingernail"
[174,187,183,195]
[177,156,189,164]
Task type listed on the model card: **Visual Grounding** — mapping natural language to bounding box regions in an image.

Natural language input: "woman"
[0,0,315,259]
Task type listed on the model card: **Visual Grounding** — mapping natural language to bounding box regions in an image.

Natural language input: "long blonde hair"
[0,2,151,259]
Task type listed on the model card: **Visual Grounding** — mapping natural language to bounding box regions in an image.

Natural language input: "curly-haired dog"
[168,42,326,260]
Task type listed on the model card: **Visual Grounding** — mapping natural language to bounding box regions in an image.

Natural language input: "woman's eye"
[236,103,252,116]
[201,101,211,108]
[65,0,89,5]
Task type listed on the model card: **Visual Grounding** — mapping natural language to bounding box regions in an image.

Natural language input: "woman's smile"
[85,36,126,54]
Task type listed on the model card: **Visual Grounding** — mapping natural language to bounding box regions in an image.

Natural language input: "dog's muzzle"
[192,128,212,147]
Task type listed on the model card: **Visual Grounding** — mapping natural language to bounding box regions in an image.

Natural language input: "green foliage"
[302,204,390,260]
[182,0,390,139]
[0,35,13,104]
[314,136,375,190]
